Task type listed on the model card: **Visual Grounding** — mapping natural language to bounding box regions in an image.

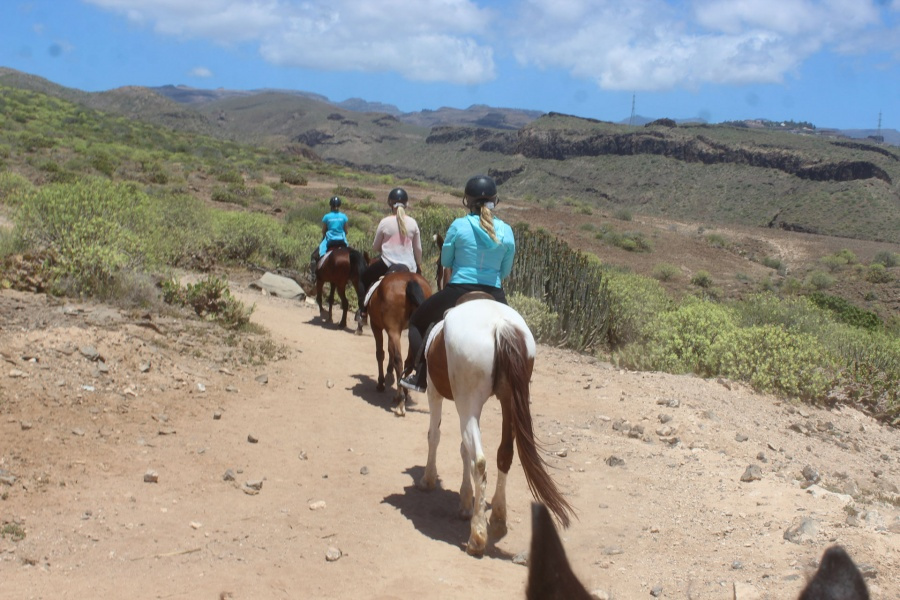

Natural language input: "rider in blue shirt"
[309,196,349,281]
[399,175,515,393]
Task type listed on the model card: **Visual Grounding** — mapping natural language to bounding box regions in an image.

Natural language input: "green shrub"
[161,275,254,328]
[0,171,34,205]
[865,263,892,283]
[280,170,308,186]
[690,270,713,288]
[15,179,163,295]
[761,255,783,271]
[604,270,672,348]
[827,328,900,417]
[733,293,831,335]
[704,233,730,249]
[872,251,899,268]
[804,270,834,291]
[613,208,632,221]
[617,298,734,374]
[710,325,833,399]
[332,185,375,200]
[651,263,680,281]
[808,292,881,331]
[508,292,561,344]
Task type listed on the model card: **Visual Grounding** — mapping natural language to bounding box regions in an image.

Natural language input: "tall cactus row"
[507,224,610,352]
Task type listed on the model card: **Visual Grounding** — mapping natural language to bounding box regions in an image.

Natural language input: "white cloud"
[84,0,497,84]
[508,0,893,91]
[189,66,213,78]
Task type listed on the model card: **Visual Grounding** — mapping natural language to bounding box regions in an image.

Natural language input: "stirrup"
[399,375,426,394]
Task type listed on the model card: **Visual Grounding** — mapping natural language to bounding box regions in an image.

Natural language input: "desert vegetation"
[1,84,898,423]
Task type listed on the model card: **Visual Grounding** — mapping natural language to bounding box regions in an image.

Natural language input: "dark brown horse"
[357,270,432,416]
[526,502,870,600]
[418,299,574,555]
[314,246,366,329]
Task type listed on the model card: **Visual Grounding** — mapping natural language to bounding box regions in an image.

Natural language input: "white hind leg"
[418,390,442,491]
[461,415,487,556]
[489,470,508,538]
[458,441,473,519]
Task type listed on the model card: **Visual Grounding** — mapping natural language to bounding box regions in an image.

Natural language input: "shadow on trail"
[303,314,359,332]
[347,374,427,415]
[382,466,517,561]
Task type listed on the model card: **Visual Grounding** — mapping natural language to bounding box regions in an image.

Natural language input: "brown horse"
[418,298,574,555]
[527,503,871,600]
[314,246,366,329]
[358,269,432,415]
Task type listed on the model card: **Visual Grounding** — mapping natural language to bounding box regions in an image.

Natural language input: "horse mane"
[495,320,575,528]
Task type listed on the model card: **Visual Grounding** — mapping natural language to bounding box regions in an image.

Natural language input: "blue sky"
[4,0,900,130]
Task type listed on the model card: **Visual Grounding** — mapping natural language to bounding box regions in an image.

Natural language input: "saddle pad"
[316,250,332,270]
[363,277,383,307]
[424,320,444,356]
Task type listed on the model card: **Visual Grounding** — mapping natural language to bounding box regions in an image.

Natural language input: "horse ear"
[526,503,592,600]
[798,546,869,600]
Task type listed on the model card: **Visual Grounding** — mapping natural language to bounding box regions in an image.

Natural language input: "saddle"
[362,264,411,309]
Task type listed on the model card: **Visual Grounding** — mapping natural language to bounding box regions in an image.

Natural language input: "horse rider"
[357,187,423,322]
[399,175,515,393]
[309,196,349,281]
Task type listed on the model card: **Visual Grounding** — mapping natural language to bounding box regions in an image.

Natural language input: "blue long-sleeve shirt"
[441,214,515,288]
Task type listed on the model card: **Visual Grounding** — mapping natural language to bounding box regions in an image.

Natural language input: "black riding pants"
[405,283,507,372]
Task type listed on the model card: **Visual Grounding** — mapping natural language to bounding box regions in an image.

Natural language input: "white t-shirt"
[373,214,422,271]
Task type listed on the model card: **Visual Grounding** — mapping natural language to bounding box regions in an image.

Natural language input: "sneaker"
[398,374,426,393]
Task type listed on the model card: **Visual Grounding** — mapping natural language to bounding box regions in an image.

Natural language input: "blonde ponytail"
[479,205,498,243]
[396,205,408,238]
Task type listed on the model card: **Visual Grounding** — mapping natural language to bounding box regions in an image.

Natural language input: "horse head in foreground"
[418,299,574,556]
[527,503,870,600]
[314,247,365,329]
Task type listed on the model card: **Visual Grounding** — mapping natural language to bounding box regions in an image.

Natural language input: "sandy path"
[1,283,899,599]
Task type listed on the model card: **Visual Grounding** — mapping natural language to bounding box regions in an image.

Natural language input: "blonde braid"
[396,205,408,237]
[479,205,499,243]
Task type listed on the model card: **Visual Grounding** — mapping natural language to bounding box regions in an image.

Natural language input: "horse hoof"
[417,477,436,492]
[466,529,487,556]
[392,403,406,417]
[376,382,385,392]
[489,516,508,539]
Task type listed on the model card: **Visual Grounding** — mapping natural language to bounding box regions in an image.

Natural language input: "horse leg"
[374,325,386,393]
[326,285,336,323]
[316,281,326,319]
[337,286,349,328]
[418,388,443,491]
[460,412,488,556]
[388,328,407,416]
[489,386,514,539]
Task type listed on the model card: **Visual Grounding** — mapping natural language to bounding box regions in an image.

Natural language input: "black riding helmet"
[387,187,409,207]
[463,175,498,209]
[329,196,342,210]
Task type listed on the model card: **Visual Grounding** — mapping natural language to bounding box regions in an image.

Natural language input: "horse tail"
[348,248,366,298]
[405,279,426,308]
[495,321,574,528]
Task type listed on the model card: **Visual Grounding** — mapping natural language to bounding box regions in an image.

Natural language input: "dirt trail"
[1,281,899,599]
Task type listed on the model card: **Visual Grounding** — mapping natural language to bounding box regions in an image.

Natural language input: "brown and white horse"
[358,270,432,415]
[418,298,574,555]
